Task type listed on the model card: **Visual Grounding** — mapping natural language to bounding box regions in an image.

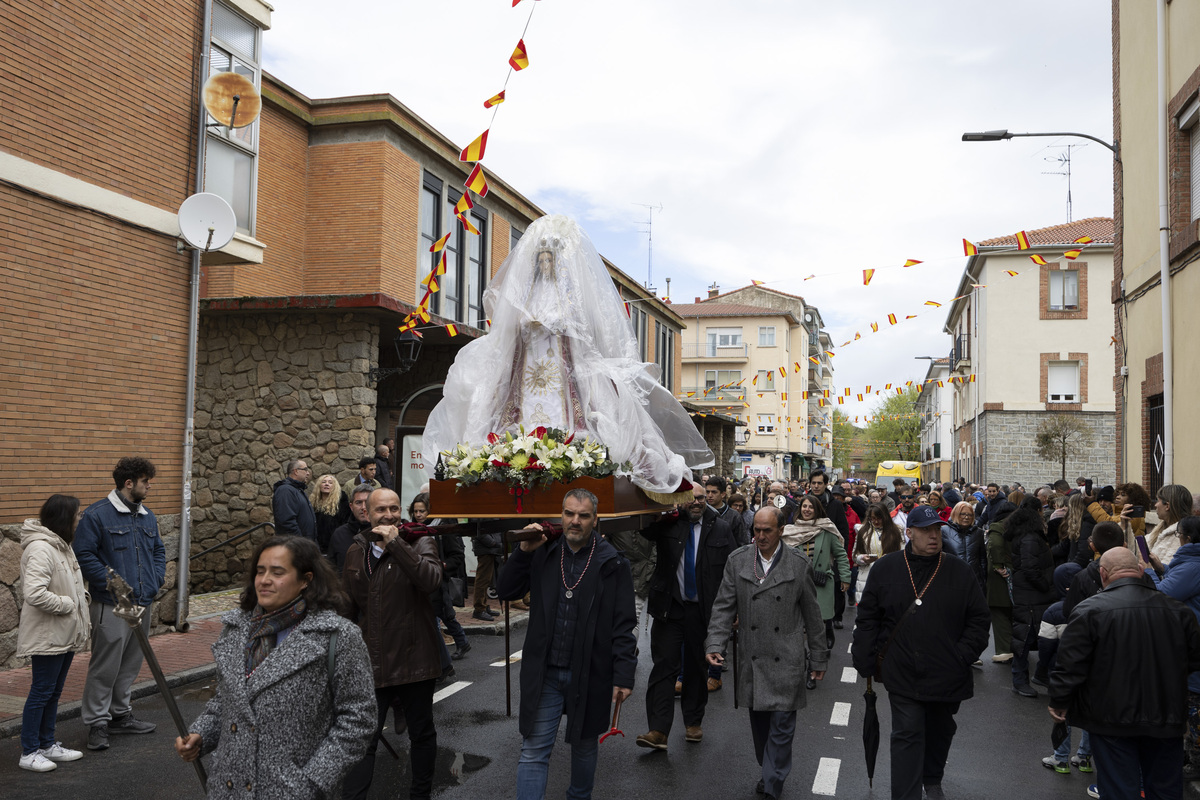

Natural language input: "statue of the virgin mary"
[423,214,714,494]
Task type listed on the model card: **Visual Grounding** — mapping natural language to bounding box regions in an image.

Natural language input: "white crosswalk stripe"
[433,680,471,703]
[829,701,851,726]
[812,757,841,795]
[490,650,523,667]
[840,666,858,683]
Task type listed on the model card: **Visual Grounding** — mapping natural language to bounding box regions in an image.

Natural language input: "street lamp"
[961,129,1119,161]
[369,330,424,385]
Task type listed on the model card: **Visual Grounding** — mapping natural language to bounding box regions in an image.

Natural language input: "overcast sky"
[263,0,1114,422]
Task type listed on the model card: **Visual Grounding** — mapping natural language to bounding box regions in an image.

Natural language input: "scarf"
[782,519,843,550]
[245,595,307,676]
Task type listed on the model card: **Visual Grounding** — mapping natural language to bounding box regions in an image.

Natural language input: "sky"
[262,0,1115,422]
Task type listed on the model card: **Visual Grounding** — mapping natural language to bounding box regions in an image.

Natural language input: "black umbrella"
[863,676,881,788]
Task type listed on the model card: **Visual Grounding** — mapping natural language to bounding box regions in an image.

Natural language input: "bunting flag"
[421,270,440,292]
[887,313,898,325]
[844,388,851,396]
[752,280,766,285]
[779,367,786,379]
[1029,254,1049,266]
[793,362,802,373]
[863,269,875,286]
[417,306,431,323]
[837,397,844,404]
[752,374,758,385]
[459,129,489,162]
[1063,249,1082,260]
[429,231,452,253]
[903,259,922,267]
[970,374,977,382]
[870,322,879,332]
[905,314,918,319]
[436,251,447,275]
[445,324,459,337]
[804,274,816,280]
[971,283,987,289]
[824,350,835,358]
[937,380,944,388]
[509,39,530,70]
[854,331,862,340]
[1005,270,1020,277]
[1074,235,1093,244]
[781,392,787,401]
[865,385,871,393]
[823,389,830,398]
[925,300,942,307]
[809,355,820,365]
[465,163,490,197]
[483,90,506,109]
[963,239,978,256]
[454,192,474,216]
[458,213,481,235]
[1015,230,1032,250]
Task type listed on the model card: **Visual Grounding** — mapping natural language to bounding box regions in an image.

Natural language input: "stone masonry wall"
[0,514,181,669]
[189,312,379,592]
[981,410,1117,487]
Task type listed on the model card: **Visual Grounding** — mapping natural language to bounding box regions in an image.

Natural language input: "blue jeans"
[1054,727,1092,761]
[517,667,599,800]
[21,652,74,755]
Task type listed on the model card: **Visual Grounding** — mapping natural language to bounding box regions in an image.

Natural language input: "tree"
[864,387,921,467]
[1034,414,1094,480]
[831,408,863,474]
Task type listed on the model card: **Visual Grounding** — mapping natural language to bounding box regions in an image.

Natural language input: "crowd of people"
[13,453,1200,800]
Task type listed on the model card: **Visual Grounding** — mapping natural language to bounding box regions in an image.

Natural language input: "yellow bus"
[874,460,921,489]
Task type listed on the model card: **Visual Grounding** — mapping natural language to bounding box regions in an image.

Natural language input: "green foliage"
[864,387,921,466]
[832,408,862,473]
[1034,414,1094,481]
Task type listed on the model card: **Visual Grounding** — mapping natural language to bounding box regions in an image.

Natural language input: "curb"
[462,612,530,636]
[0,664,220,740]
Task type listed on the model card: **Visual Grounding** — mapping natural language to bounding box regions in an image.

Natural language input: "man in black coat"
[1050,548,1200,800]
[374,443,395,490]
[329,483,373,572]
[852,505,991,800]
[635,485,736,750]
[497,489,636,800]
[271,459,316,540]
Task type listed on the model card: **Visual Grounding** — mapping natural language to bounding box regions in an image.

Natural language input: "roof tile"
[977,217,1113,247]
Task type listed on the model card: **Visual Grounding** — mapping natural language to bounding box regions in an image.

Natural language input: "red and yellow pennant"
[903,259,922,267]
[421,270,440,292]
[459,129,489,162]
[483,90,506,109]
[454,192,474,216]
[429,231,451,253]
[752,279,766,286]
[509,39,530,70]
[1004,269,1020,276]
[924,300,942,307]
[436,251,448,276]
[887,313,898,325]
[445,324,459,337]
[458,213,481,235]
[1029,254,1049,266]
[1063,249,1082,260]
[863,269,875,286]
[1015,230,1032,250]
[1074,235,1093,244]
[465,163,490,198]
[870,322,879,332]
[963,239,978,256]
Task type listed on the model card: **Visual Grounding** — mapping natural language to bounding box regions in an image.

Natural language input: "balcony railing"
[682,385,745,401]
[682,342,749,359]
[950,333,970,370]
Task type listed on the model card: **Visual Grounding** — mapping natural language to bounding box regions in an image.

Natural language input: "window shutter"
[1064,271,1079,309]
[1047,362,1079,402]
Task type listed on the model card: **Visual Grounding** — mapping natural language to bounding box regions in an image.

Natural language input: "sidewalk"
[0,587,526,739]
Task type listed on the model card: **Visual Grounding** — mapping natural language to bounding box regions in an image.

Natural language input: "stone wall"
[0,514,181,669]
[980,410,1117,487]
[189,312,379,592]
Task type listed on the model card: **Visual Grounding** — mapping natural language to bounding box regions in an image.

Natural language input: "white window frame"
[757,413,776,434]
[1048,270,1080,311]
[705,327,743,355]
[705,369,741,392]
[1180,96,1200,222]
[758,326,776,347]
[756,369,776,392]
[1047,361,1080,403]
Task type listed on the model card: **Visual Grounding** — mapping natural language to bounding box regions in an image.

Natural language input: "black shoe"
[756,779,765,795]
[87,724,109,751]
[436,667,456,686]
[923,783,946,800]
[483,607,500,618]
[451,641,472,661]
[108,713,155,735]
[1012,683,1038,698]
[1031,672,1050,689]
[832,619,844,629]
[826,633,835,650]
[471,610,493,621]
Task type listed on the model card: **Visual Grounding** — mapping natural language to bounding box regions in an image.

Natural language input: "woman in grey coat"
[176,536,377,799]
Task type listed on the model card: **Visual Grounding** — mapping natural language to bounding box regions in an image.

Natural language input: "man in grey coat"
[706,506,829,800]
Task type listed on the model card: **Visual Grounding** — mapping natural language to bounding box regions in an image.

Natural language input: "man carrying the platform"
[498,488,637,800]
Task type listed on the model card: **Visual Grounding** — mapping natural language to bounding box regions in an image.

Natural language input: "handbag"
[448,576,467,608]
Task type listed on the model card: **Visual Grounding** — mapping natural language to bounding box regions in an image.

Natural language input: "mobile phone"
[1135,535,1151,563]
[1128,505,1145,519]
[1084,479,1094,496]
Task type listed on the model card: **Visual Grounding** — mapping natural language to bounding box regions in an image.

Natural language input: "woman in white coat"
[17,494,91,772]
[852,503,903,600]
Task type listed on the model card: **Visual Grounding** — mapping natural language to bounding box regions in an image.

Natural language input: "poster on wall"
[399,433,428,518]
[743,464,773,478]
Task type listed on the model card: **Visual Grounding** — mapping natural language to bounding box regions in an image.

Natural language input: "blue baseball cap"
[906,505,942,529]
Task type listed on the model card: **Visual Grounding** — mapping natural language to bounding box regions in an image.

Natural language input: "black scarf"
[245,595,307,676]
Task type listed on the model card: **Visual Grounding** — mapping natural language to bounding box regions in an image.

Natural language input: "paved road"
[0,606,1188,799]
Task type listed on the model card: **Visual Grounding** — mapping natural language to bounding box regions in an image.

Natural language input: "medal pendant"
[915,598,922,606]
[565,589,573,599]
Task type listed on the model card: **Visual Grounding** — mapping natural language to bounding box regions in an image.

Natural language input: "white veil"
[422,214,714,493]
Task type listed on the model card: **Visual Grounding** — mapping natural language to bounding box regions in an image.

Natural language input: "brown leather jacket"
[343,532,443,688]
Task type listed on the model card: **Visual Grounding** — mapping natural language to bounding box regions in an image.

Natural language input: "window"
[205,2,262,233]
[657,323,675,390]
[758,326,776,346]
[629,303,648,360]
[1047,361,1080,403]
[756,369,775,391]
[757,414,776,434]
[417,173,488,326]
[1048,270,1080,311]
[1181,96,1200,221]
[705,369,741,392]
[705,327,742,355]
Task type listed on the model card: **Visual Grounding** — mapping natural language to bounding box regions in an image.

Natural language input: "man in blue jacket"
[272,459,316,539]
[73,457,166,752]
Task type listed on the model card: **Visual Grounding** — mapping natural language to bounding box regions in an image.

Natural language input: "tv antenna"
[1042,143,1086,222]
[633,202,663,289]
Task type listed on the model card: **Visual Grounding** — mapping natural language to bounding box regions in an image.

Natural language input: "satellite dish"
[178,193,236,251]
[203,72,261,129]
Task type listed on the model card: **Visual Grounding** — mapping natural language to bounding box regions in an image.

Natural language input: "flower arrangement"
[441,427,628,490]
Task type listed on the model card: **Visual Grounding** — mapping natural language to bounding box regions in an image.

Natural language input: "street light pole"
[961,129,1119,161]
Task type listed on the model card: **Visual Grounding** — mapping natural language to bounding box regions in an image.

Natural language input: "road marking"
[491,650,523,667]
[812,757,841,796]
[847,643,852,654]
[840,666,858,683]
[433,681,471,703]
[830,702,851,726]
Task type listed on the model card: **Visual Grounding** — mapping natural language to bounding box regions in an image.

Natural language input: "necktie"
[684,523,698,600]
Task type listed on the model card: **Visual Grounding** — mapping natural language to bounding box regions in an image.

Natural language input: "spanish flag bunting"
[870,322,879,332]
[752,280,766,286]
[418,306,431,323]
[903,259,922,267]
[937,380,944,388]
[454,192,473,216]
[758,393,763,398]
[445,324,459,337]
[421,270,440,292]
[802,391,809,399]
[752,374,758,385]
[863,269,875,286]
[685,391,695,397]
[865,385,871,393]
[436,251,447,275]
[623,302,631,317]
[793,362,802,373]
[971,283,987,289]
[429,231,452,253]
[1074,235,1093,244]
[804,274,816,281]
[781,392,787,401]
[1005,270,1020,276]
[887,313,898,325]
[1029,255,1049,266]
[924,300,942,307]
[1063,249,1082,260]
[483,90,506,109]
[465,163,490,198]
[809,356,820,365]
[844,388,851,396]
[837,397,844,404]
[1015,230,1032,250]
[906,315,918,320]
[779,367,786,379]
[896,387,904,395]
[905,380,913,386]
[854,331,862,340]
[963,239,978,256]
[459,129,489,162]
[819,399,825,407]
[509,39,530,70]
[857,394,864,402]
[458,213,481,235]
[823,389,830,398]
[885,383,892,389]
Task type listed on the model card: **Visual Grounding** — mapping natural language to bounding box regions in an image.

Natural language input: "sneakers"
[87,724,109,751]
[1087,785,1100,799]
[1012,683,1038,698]
[1072,755,1094,773]
[108,713,156,735]
[1042,755,1070,774]
[18,752,57,772]
[39,743,83,762]
[992,653,1014,663]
